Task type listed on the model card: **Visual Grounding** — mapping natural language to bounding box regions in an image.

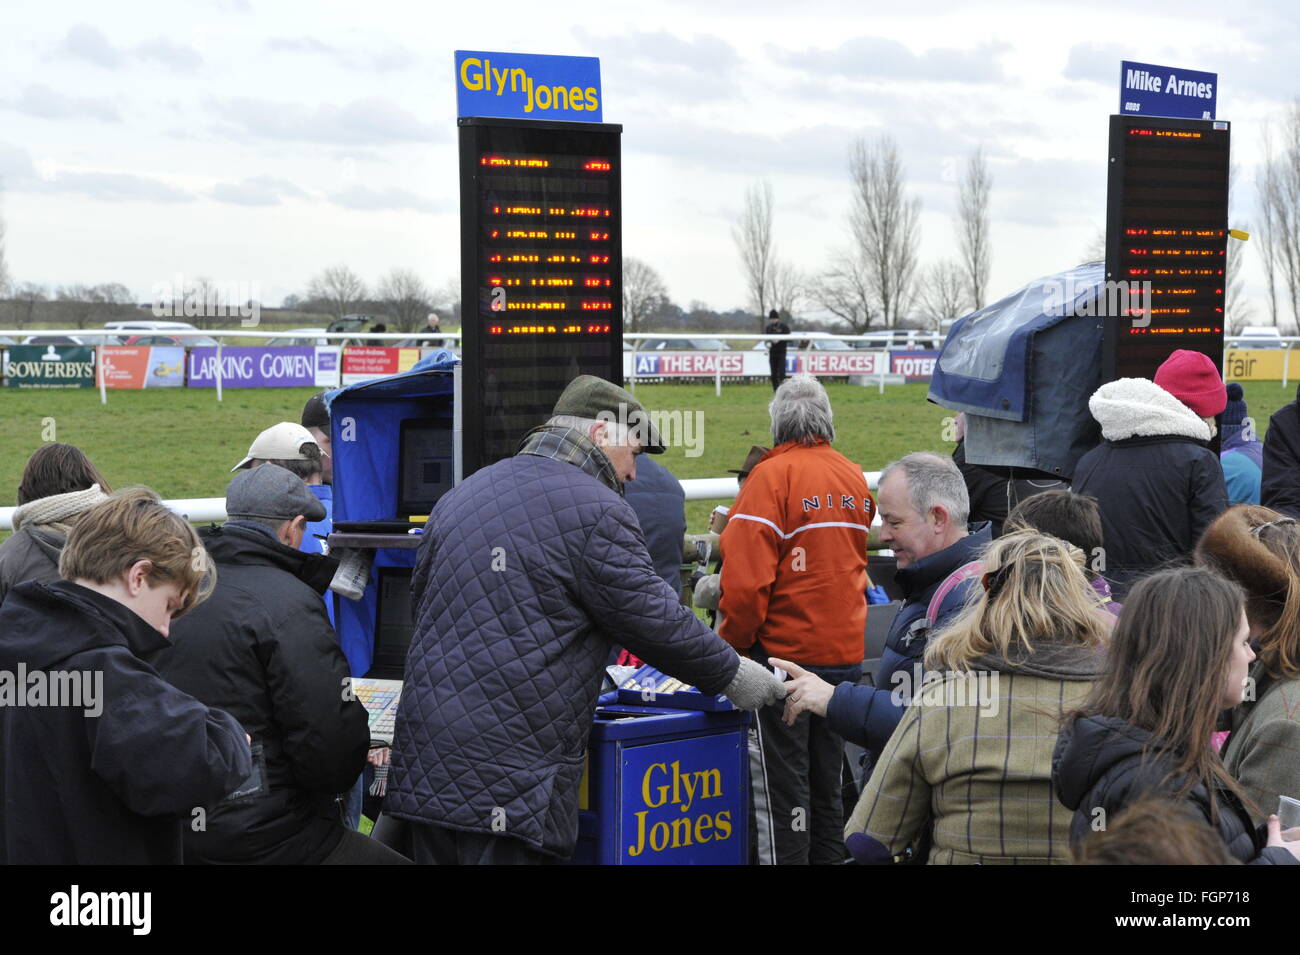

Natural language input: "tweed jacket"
[845,642,1103,864]
[1223,664,1300,827]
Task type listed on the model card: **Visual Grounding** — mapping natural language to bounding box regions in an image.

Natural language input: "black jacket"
[1262,384,1300,519]
[1052,714,1296,865]
[1072,378,1227,598]
[0,580,251,864]
[157,522,368,864]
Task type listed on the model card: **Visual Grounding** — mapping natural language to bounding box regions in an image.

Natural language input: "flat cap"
[552,375,665,453]
[226,463,326,523]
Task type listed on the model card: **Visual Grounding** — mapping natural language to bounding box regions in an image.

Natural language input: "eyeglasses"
[1251,518,1297,537]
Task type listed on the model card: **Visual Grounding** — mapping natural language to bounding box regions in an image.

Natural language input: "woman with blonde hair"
[843,531,1109,864]
[1196,505,1300,824]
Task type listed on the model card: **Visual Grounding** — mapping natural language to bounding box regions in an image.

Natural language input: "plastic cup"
[1278,795,1300,840]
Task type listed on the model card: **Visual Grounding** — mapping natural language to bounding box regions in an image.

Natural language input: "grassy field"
[1,379,1296,535]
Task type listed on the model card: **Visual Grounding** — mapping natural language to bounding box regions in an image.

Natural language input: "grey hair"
[547,415,631,444]
[879,452,970,527]
[769,374,834,446]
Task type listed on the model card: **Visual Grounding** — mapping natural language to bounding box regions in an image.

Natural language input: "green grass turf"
[1,379,1295,537]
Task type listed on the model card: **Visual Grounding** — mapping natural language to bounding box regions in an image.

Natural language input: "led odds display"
[458,118,623,475]
[1104,114,1230,383]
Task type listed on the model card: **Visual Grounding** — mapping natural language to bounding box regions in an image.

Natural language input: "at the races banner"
[3,344,95,389]
[186,346,339,388]
[340,346,424,385]
[99,346,186,389]
[625,349,890,379]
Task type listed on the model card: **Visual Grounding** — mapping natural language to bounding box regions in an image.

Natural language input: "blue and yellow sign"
[455,50,602,121]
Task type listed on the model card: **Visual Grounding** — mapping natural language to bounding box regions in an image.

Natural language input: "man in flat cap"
[387,375,787,864]
[157,465,408,864]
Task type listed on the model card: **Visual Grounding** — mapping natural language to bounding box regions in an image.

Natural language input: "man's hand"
[723,657,788,710]
[768,657,835,725]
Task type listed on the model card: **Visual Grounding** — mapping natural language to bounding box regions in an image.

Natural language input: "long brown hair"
[17,443,112,504]
[1195,504,1300,680]
[925,530,1110,672]
[1069,566,1253,819]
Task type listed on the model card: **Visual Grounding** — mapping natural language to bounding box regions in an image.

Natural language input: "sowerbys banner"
[186,346,337,388]
[455,50,602,121]
[3,345,95,389]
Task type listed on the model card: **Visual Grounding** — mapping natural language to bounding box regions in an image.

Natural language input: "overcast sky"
[2,0,1297,324]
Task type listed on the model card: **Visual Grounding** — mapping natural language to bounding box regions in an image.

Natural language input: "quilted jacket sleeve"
[578,501,739,694]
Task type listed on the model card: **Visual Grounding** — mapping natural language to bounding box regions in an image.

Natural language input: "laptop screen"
[398,418,454,518]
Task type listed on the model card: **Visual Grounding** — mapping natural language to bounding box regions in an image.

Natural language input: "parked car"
[22,334,125,346]
[752,331,854,351]
[265,328,330,347]
[122,333,221,347]
[104,320,201,334]
[638,337,733,351]
[1235,326,1284,349]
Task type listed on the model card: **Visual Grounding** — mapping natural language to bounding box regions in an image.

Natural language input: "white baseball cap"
[231,421,319,472]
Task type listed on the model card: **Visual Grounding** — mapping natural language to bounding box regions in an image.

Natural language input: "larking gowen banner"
[186,346,322,388]
[3,345,96,389]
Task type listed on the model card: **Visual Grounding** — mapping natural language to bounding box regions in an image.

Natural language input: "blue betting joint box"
[575,703,750,865]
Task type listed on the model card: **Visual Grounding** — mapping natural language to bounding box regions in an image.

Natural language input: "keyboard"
[351,678,403,745]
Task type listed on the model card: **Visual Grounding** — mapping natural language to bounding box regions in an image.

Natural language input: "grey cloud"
[62,24,123,69]
[575,27,741,102]
[1063,43,1130,85]
[775,36,1010,83]
[266,36,339,55]
[35,171,193,203]
[0,142,38,183]
[263,35,415,73]
[211,176,308,206]
[574,27,739,69]
[328,186,451,215]
[213,96,444,145]
[138,38,204,72]
[12,84,121,122]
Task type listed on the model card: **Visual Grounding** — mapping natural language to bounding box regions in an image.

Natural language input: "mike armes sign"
[1120,60,1217,120]
[3,345,95,389]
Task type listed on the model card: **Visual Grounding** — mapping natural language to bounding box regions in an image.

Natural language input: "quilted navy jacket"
[385,453,740,858]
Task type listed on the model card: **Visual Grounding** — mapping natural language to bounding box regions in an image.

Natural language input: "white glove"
[723,657,788,710]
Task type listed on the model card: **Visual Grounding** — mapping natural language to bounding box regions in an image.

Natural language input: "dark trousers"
[769,350,787,391]
[409,821,555,865]
[751,697,850,865]
[319,828,412,865]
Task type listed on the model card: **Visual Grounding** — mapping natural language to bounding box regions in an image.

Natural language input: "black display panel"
[1104,114,1230,383]
[459,117,623,476]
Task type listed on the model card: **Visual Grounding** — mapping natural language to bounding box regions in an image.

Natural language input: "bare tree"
[815,250,877,333]
[1078,227,1106,266]
[848,135,921,328]
[956,146,992,309]
[1225,163,1254,333]
[1258,135,1284,328]
[377,268,433,332]
[1265,102,1300,332]
[733,180,775,327]
[9,282,45,328]
[916,260,970,324]
[308,265,367,322]
[769,259,805,318]
[622,257,669,334]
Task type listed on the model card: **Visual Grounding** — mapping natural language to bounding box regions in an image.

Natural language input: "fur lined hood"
[1089,377,1211,443]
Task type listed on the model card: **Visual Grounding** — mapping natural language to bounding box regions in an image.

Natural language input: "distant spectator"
[1196,505,1300,825]
[301,392,334,486]
[1004,489,1120,617]
[421,313,444,348]
[0,488,251,863]
[1072,350,1228,598]
[1053,566,1300,865]
[1071,797,1238,865]
[1263,383,1300,518]
[1221,383,1263,505]
[764,309,791,391]
[0,444,112,605]
[844,531,1109,864]
[371,323,387,335]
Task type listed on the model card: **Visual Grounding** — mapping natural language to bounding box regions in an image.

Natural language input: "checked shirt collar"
[516,425,623,495]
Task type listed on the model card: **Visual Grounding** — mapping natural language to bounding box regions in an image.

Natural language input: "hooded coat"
[0,485,110,605]
[1071,378,1228,598]
[156,522,366,865]
[1262,383,1300,519]
[0,579,252,864]
[1052,714,1296,865]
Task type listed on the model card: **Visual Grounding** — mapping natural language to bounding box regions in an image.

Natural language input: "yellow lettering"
[584,87,599,111]
[714,810,733,840]
[694,814,714,844]
[642,763,669,808]
[627,810,648,856]
[570,86,585,109]
[670,816,693,848]
[492,65,508,95]
[535,84,552,110]
[697,768,722,800]
[649,820,670,852]
[524,75,535,113]
[459,57,483,91]
[552,85,569,110]
[510,68,527,92]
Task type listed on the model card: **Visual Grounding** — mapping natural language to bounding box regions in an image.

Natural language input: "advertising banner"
[186,346,319,388]
[626,349,890,379]
[890,350,940,381]
[315,346,341,388]
[340,346,425,386]
[1119,60,1217,120]
[100,346,186,389]
[3,344,95,389]
[1224,348,1295,381]
[455,50,602,122]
